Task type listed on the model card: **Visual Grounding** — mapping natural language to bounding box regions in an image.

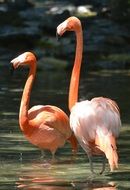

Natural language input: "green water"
[0,67,130,189]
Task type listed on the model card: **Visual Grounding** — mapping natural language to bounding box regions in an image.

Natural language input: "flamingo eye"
[111,144,114,149]
[68,24,73,30]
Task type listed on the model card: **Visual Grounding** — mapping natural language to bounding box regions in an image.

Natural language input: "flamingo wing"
[24,105,72,153]
[28,105,71,139]
[70,97,121,171]
[91,97,121,137]
[70,97,121,153]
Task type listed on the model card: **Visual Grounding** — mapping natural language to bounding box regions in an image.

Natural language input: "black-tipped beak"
[10,63,14,75]
[56,32,61,41]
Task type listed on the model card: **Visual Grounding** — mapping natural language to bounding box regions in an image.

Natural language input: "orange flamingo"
[10,52,77,158]
[56,17,121,173]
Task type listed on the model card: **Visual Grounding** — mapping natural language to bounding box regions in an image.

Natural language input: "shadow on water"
[0,66,130,189]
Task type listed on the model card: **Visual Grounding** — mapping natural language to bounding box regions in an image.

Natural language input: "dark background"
[0,0,130,70]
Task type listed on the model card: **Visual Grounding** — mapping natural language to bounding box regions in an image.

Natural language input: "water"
[0,66,130,190]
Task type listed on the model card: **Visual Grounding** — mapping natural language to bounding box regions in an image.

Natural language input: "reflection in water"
[1,68,130,189]
[16,161,71,189]
[93,187,116,190]
[16,161,116,190]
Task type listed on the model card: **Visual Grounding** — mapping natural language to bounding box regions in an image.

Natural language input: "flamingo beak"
[10,57,21,75]
[10,63,15,75]
[10,57,21,69]
[56,31,61,41]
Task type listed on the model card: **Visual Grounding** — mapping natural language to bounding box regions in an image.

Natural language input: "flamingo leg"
[51,150,56,161]
[52,152,55,160]
[88,155,106,174]
[19,152,23,161]
[100,156,106,174]
[88,155,95,174]
[41,150,45,159]
[49,150,57,164]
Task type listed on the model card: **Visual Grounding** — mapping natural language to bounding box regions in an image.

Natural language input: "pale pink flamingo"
[10,52,77,158]
[56,16,121,173]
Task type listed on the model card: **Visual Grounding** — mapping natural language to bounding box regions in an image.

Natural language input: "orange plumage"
[11,52,77,157]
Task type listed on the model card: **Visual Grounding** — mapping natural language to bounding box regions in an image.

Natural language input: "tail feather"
[95,132,118,171]
[105,135,118,171]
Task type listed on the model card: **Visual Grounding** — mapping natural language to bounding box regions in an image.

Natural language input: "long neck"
[69,27,83,111]
[19,62,36,132]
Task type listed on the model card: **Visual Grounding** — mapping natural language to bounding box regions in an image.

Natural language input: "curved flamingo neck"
[69,25,83,111]
[19,62,36,132]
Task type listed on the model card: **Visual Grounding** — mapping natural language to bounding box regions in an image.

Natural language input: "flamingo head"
[10,52,37,69]
[56,16,81,38]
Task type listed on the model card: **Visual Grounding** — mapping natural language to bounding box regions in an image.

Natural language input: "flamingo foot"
[88,155,106,175]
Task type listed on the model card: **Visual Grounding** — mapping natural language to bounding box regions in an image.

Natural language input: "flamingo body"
[70,97,121,171]
[11,52,77,156]
[27,105,71,153]
[26,105,71,153]
[57,17,121,173]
